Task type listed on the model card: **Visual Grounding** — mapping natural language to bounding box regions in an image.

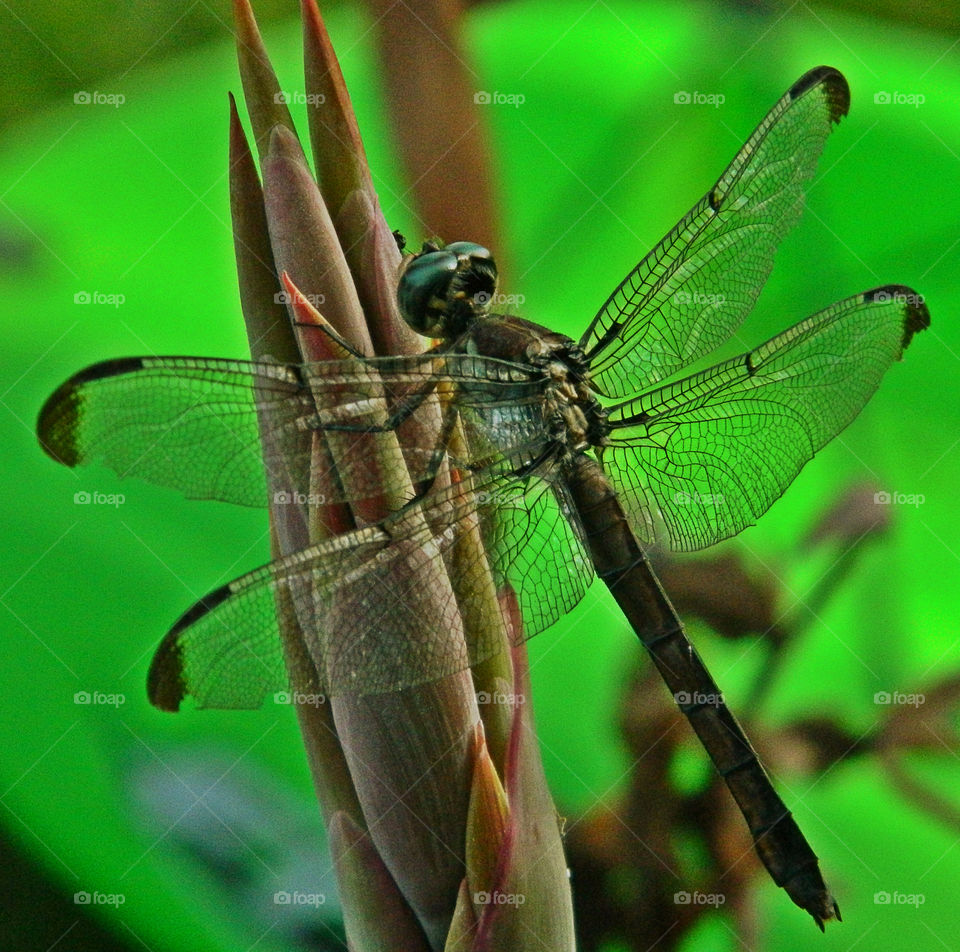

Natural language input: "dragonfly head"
[397,240,498,339]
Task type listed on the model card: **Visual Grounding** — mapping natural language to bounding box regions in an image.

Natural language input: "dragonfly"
[38,66,928,927]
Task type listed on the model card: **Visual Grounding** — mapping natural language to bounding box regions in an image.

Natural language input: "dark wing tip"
[37,380,81,466]
[790,66,851,124]
[37,358,148,467]
[147,631,187,712]
[864,284,930,350]
[900,292,931,349]
[147,583,236,711]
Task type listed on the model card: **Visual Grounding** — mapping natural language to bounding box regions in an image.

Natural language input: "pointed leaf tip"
[233,0,297,156]
[280,271,356,360]
[301,0,371,204]
[466,721,509,889]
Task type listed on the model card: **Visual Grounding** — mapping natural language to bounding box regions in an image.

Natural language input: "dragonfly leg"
[314,374,441,435]
[292,316,369,359]
[392,400,465,509]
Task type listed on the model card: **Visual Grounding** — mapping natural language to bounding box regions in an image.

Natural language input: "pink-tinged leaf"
[329,810,432,952]
[230,90,358,812]
[251,58,482,943]
[332,681,479,950]
[228,92,299,366]
[233,0,297,155]
[337,187,422,357]
[435,479,517,772]
[301,0,419,358]
[471,597,575,950]
[227,6,573,948]
[300,0,373,209]
[360,206,422,356]
[465,720,509,895]
[262,124,370,359]
[280,270,354,360]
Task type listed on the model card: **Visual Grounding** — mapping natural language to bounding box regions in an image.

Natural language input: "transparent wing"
[37,353,551,509]
[148,472,594,709]
[601,286,928,551]
[579,66,850,399]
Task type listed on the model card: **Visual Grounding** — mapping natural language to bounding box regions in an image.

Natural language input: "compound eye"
[396,249,460,336]
[444,241,493,263]
[397,241,498,339]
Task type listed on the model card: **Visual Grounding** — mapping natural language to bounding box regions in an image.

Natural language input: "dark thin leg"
[313,374,441,434]
[293,317,368,359]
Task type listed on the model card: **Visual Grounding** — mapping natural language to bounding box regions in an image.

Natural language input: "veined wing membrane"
[580,65,850,399]
[603,286,929,551]
[37,353,550,509]
[148,473,594,709]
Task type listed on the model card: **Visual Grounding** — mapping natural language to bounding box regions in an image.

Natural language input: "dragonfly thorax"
[542,358,605,453]
[462,307,611,463]
[398,240,610,457]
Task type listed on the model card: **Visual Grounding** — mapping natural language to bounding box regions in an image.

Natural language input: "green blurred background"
[1,1,958,950]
